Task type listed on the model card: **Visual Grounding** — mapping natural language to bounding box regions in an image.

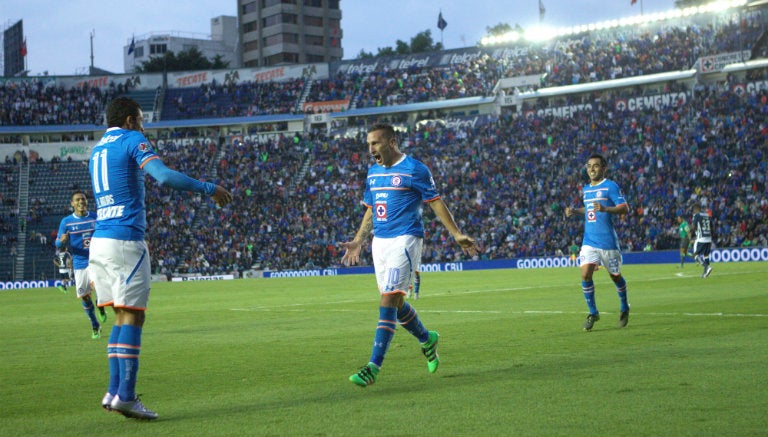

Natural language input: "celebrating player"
[90,97,232,420]
[55,191,106,339]
[565,153,630,331]
[340,123,479,387]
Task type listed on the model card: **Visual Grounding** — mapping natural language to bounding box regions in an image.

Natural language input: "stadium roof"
[0,124,103,134]
[330,96,497,119]
[518,70,698,99]
[147,114,305,129]
[722,58,768,73]
[0,114,306,135]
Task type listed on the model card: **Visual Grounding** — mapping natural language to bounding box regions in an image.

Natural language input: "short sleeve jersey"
[692,212,712,243]
[581,178,628,250]
[89,127,159,241]
[56,212,97,270]
[363,155,439,238]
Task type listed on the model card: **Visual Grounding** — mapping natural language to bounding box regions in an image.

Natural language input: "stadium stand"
[23,159,93,279]
[123,89,159,118]
[0,160,21,281]
[1,4,766,279]
[160,79,307,120]
[0,80,109,126]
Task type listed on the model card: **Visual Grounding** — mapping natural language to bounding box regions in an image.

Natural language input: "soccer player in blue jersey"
[341,123,479,387]
[90,97,232,420]
[565,153,630,331]
[691,204,714,278]
[55,191,106,339]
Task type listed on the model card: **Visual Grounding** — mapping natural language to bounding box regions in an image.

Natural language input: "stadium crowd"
[3,76,766,276]
[137,78,768,274]
[4,10,764,125]
[162,78,306,120]
[0,81,110,126]
[310,11,767,108]
[504,17,766,87]
[1,9,766,277]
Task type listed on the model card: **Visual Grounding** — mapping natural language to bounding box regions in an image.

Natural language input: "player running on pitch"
[55,190,107,339]
[565,153,631,331]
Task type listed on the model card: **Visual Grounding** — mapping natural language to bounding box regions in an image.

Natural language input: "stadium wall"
[259,247,768,279]
[2,247,765,289]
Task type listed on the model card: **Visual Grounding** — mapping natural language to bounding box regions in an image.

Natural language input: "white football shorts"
[371,234,423,295]
[73,268,94,299]
[579,244,623,275]
[89,237,152,310]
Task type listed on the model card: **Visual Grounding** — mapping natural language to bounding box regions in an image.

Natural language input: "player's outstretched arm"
[428,199,480,257]
[340,207,372,266]
[454,234,480,257]
[143,158,228,202]
[211,185,233,207]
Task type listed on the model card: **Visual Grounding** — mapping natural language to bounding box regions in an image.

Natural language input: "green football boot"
[421,331,440,373]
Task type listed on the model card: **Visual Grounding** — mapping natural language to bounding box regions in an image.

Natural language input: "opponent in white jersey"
[565,153,630,331]
[341,123,479,387]
[90,97,232,420]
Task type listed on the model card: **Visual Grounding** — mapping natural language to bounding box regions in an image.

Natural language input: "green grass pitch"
[2,262,767,436]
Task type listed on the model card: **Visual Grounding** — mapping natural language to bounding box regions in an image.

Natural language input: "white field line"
[230,269,767,317]
[231,307,768,317]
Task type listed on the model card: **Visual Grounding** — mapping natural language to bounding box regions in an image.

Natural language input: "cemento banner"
[302,99,350,113]
[171,275,235,282]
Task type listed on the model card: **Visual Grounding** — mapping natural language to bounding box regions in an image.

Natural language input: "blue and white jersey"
[581,179,628,250]
[363,155,439,238]
[89,127,159,241]
[692,212,712,243]
[55,212,97,270]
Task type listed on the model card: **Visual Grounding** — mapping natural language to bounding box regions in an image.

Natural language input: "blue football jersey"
[89,127,159,241]
[55,212,97,270]
[581,179,628,250]
[363,155,439,238]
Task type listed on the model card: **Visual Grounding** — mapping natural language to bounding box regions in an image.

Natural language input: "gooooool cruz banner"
[3,249,766,288]
[261,248,768,278]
